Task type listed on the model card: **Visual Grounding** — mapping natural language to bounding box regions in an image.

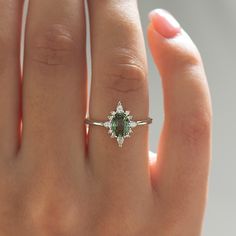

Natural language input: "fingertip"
[147,19,202,78]
[148,9,181,39]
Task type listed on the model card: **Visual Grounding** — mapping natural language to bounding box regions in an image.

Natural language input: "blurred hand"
[0,1,211,235]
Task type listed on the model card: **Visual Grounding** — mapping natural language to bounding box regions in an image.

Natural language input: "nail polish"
[149,9,181,38]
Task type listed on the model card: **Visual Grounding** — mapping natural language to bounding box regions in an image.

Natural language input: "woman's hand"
[0,0,211,235]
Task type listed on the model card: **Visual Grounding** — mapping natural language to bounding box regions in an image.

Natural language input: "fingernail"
[148,9,181,38]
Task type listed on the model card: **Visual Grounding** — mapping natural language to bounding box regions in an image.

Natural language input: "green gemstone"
[111,112,130,137]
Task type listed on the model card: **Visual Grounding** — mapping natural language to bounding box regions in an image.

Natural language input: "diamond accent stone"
[117,136,124,147]
[116,101,124,113]
[103,101,137,147]
[130,121,137,128]
[104,121,111,128]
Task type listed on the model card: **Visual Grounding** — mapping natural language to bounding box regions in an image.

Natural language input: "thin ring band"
[85,118,153,127]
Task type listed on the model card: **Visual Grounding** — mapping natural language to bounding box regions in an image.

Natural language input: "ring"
[85,101,153,147]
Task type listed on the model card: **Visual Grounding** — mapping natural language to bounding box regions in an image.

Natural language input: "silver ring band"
[85,118,153,127]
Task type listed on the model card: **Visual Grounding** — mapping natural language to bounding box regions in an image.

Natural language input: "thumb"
[147,8,212,219]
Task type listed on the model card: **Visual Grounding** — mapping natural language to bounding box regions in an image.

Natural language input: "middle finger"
[21,0,87,161]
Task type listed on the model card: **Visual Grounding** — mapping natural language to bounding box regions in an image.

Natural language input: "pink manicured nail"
[149,9,181,38]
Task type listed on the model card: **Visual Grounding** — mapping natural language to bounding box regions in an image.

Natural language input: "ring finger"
[87,0,150,187]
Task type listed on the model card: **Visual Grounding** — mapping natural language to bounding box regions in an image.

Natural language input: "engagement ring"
[85,101,153,147]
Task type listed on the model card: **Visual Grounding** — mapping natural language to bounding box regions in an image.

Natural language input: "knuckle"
[29,24,78,67]
[162,36,203,74]
[175,46,201,67]
[28,200,79,234]
[101,54,147,94]
[21,166,87,234]
[24,187,83,234]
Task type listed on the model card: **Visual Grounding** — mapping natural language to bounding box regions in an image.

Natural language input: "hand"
[0,1,211,235]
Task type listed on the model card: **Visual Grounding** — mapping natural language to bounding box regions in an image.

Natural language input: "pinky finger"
[148,9,212,221]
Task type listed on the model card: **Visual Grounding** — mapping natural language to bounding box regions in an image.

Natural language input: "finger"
[87,1,150,185]
[21,0,87,160]
[148,9,212,213]
[0,0,23,157]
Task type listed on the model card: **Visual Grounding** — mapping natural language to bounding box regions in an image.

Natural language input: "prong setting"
[85,103,153,148]
[103,101,137,147]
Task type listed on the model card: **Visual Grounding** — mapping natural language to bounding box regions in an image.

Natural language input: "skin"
[0,0,212,235]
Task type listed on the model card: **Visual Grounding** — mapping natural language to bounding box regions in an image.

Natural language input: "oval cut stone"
[111,112,130,137]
